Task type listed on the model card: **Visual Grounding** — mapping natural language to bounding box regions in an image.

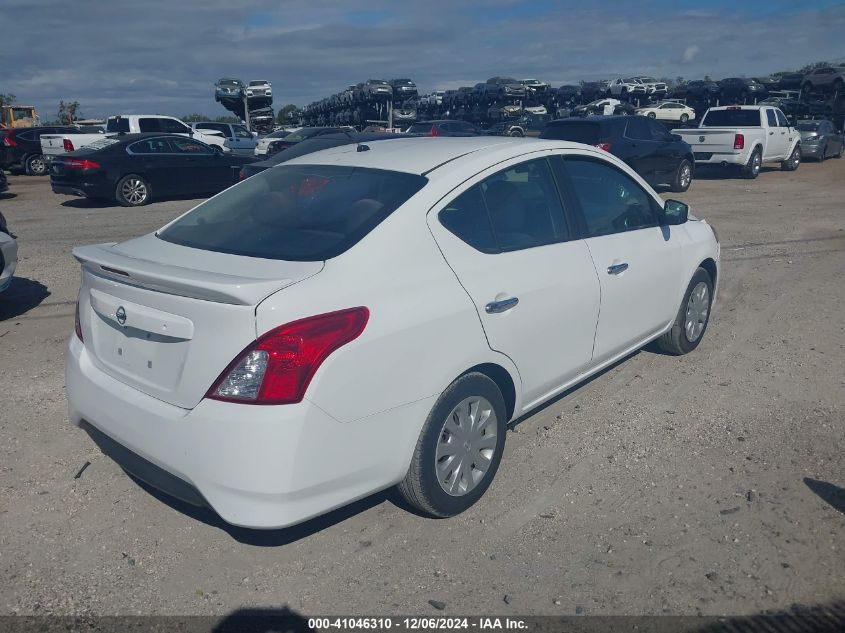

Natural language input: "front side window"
[563,157,658,237]
[775,110,789,127]
[766,109,778,127]
[233,125,252,138]
[170,137,212,154]
[160,118,190,134]
[157,165,427,261]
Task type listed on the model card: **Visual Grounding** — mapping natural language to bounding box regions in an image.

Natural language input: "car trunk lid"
[74,235,323,409]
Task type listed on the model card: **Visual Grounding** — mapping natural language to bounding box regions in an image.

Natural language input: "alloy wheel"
[29,156,46,175]
[685,282,710,343]
[680,163,692,189]
[435,396,498,497]
[121,179,148,205]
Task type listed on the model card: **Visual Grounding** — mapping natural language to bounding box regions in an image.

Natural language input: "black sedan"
[540,115,695,192]
[49,134,256,207]
[406,120,483,136]
[0,169,8,194]
[265,126,354,155]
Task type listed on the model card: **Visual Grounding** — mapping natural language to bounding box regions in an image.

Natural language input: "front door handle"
[607,263,629,275]
[485,297,519,314]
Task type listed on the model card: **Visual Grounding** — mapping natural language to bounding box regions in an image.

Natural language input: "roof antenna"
[357,143,370,152]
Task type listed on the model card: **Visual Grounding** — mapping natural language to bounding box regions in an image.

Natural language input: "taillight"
[2,134,17,147]
[63,138,75,152]
[63,159,100,169]
[595,142,612,151]
[239,169,247,181]
[74,298,84,342]
[207,307,369,405]
[733,133,744,150]
[430,124,439,137]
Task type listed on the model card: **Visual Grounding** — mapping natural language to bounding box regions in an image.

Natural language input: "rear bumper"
[51,178,111,199]
[66,336,433,529]
[692,151,744,165]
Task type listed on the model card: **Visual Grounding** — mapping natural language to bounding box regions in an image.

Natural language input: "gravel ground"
[0,158,843,618]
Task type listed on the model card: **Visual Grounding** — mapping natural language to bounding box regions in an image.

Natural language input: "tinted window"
[625,118,651,141]
[480,159,568,251]
[439,186,496,252]
[128,138,172,154]
[233,125,252,139]
[775,110,789,127]
[160,118,190,134]
[106,118,130,133]
[138,118,163,133]
[170,137,212,154]
[157,166,427,261]
[266,129,292,139]
[540,122,601,143]
[766,110,778,127]
[701,109,762,127]
[796,122,819,131]
[563,157,658,237]
[17,130,36,141]
[646,119,670,141]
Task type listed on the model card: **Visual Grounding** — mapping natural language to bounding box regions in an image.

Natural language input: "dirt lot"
[0,158,843,618]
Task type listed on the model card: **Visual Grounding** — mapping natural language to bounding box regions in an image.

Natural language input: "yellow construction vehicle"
[0,105,40,128]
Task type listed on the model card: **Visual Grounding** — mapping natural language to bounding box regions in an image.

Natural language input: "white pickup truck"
[40,114,228,162]
[672,105,801,178]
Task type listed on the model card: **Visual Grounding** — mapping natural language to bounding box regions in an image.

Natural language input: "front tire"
[25,154,47,176]
[781,145,800,171]
[671,159,693,192]
[398,373,507,518]
[115,174,151,207]
[657,267,713,355]
[647,112,656,119]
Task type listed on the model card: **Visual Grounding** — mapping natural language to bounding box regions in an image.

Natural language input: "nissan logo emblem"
[116,306,127,325]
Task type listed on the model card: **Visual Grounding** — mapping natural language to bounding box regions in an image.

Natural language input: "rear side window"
[157,165,427,261]
[701,109,762,127]
[106,118,130,133]
[540,122,600,143]
[563,157,659,237]
[766,110,777,127]
[625,118,651,141]
[160,118,190,134]
[438,159,569,253]
[139,118,163,133]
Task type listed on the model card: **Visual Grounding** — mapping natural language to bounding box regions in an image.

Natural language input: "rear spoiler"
[73,243,307,306]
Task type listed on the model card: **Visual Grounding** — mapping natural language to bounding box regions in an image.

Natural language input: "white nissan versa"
[66,137,719,529]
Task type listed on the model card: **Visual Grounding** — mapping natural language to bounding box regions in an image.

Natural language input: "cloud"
[681,45,700,64]
[1,1,843,119]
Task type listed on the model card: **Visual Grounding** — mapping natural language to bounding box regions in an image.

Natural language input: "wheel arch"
[463,362,517,423]
[699,257,718,288]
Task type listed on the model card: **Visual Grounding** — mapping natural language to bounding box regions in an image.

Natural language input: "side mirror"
[660,199,689,225]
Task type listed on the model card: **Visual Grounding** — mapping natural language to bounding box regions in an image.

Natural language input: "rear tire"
[398,373,507,518]
[679,113,690,124]
[657,267,713,355]
[25,154,47,176]
[781,145,800,171]
[671,159,693,192]
[740,148,762,179]
[115,174,151,207]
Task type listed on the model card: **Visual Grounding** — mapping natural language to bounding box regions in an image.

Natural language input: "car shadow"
[694,600,845,633]
[0,192,17,201]
[128,473,397,547]
[212,607,315,633]
[804,478,845,514]
[0,277,50,321]
[693,164,780,180]
[60,198,117,209]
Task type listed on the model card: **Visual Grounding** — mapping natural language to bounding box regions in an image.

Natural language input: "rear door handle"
[485,297,519,314]
[607,263,629,275]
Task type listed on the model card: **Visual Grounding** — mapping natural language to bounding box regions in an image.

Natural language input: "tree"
[214,115,241,124]
[181,113,207,122]
[57,100,81,125]
[0,93,17,107]
[276,104,298,125]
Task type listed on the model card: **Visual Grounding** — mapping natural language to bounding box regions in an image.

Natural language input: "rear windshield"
[266,129,292,139]
[408,122,434,133]
[157,165,427,261]
[540,122,601,143]
[106,118,130,133]
[700,109,761,127]
[796,122,819,131]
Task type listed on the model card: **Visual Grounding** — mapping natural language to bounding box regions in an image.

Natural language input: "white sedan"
[254,128,301,156]
[66,137,719,529]
[0,211,17,293]
[636,102,696,123]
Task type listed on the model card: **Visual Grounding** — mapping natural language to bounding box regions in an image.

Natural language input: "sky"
[2,0,844,121]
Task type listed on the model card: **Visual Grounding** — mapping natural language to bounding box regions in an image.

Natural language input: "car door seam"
[581,239,603,360]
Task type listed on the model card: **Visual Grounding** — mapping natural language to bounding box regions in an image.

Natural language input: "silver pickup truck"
[673,105,801,179]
